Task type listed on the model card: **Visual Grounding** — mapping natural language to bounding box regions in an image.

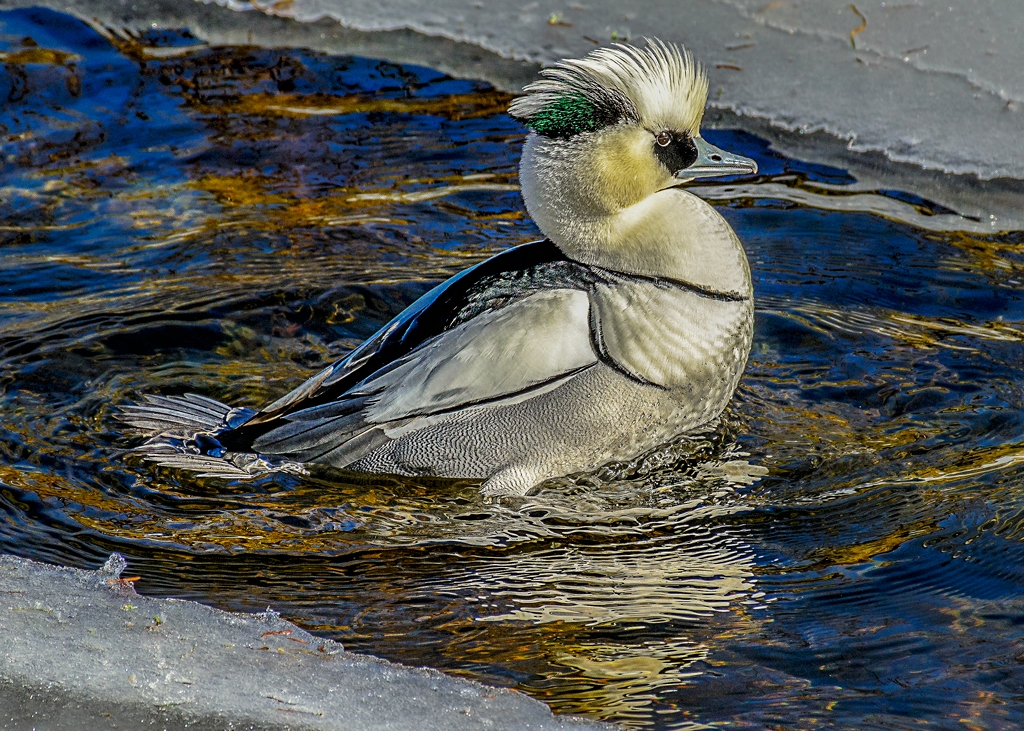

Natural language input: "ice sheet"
[4,0,1022,228]
[203,0,1024,181]
[0,554,612,731]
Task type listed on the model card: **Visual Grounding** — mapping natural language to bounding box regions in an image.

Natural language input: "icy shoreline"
[212,0,1024,181]
[215,0,1024,229]
[4,0,1021,230]
[0,554,611,731]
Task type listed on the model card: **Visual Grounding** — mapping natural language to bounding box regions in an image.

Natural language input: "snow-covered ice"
[221,0,1023,180]
[0,553,612,731]
[9,0,1020,227]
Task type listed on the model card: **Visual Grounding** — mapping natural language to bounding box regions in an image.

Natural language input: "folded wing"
[251,287,597,465]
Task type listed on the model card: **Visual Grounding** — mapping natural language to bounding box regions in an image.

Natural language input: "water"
[3,7,1024,729]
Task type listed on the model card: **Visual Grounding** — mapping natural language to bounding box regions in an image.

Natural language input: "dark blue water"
[3,7,1024,729]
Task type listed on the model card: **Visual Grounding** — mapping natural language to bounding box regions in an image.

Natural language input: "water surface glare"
[3,8,1024,730]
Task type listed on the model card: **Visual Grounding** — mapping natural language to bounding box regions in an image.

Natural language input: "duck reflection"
[465,505,756,626]
[368,458,767,724]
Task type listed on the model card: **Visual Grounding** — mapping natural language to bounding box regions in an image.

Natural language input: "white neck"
[519,133,752,297]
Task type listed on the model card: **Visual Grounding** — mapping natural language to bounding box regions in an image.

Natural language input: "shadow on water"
[2,7,1024,729]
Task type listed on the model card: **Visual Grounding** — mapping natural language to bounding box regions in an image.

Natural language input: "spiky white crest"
[509,39,708,138]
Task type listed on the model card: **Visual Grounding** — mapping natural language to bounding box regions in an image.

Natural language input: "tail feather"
[250,396,371,454]
[119,394,304,479]
[131,442,306,479]
[119,394,254,435]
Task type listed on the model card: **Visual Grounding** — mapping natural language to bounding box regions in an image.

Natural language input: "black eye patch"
[653,132,698,174]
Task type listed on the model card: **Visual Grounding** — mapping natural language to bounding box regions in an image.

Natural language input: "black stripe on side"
[368,364,596,427]
[587,297,667,391]
[594,267,750,303]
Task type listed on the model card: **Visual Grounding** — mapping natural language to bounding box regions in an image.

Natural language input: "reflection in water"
[2,7,1024,730]
[450,491,760,725]
[471,526,752,626]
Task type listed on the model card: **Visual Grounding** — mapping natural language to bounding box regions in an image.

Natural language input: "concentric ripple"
[2,7,1024,730]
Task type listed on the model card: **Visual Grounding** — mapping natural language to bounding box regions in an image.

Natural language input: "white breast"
[590,278,753,412]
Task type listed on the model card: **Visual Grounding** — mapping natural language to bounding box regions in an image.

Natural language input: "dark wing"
[220,239,592,451]
[248,287,599,464]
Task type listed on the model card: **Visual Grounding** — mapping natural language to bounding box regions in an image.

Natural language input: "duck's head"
[509,40,757,278]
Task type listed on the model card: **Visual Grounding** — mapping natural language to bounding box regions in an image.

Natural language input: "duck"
[122,39,758,496]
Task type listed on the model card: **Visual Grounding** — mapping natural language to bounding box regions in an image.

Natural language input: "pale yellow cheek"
[591,128,671,210]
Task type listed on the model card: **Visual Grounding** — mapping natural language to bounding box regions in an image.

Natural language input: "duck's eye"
[655,131,672,147]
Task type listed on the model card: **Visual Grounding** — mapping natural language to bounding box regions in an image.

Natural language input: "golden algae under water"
[2,7,1024,730]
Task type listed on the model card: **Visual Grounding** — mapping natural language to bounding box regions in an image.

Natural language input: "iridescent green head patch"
[507,41,707,140]
[511,88,636,139]
[526,94,606,138]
